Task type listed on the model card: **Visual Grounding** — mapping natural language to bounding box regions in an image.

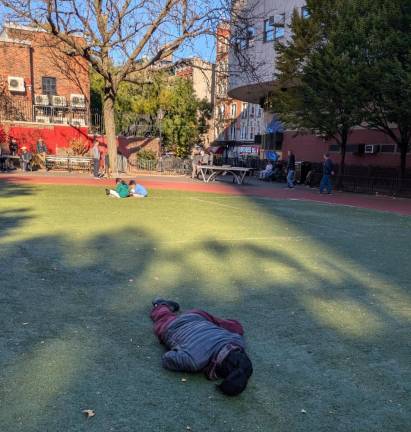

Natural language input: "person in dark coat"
[320,152,335,194]
[151,298,253,396]
[286,149,296,188]
[9,139,18,156]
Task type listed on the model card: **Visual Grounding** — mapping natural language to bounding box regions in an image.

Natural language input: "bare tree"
[0,0,242,172]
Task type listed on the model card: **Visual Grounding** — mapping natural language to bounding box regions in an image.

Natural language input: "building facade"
[228,0,410,168]
[0,24,91,153]
[173,57,215,147]
[214,23,265,158]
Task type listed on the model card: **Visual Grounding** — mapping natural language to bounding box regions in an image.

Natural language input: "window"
[264,19,274,42]
[42,77,57,95]
[246,27,256,48]
[249,126,255,141]
[274,24,285,40]
[231,103,237,118]
[380,144,396,153]
[241,103,248,119]
[240,125,247,140]
[250,105,255,117]
[301,6,310,19]
[230,123,236,140]
[257,106,262,118]
[219,104,225,119]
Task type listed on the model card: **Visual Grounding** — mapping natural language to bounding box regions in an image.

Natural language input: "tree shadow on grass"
[0,191,410,432]
[0,178,36,199]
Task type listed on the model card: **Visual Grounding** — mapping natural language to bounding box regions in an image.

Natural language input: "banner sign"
[238,145,260,155]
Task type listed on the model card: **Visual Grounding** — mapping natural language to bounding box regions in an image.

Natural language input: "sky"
[0,4,218,65]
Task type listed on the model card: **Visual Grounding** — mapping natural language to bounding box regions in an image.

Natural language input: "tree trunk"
[337,137,347,189]
[103,89,118,177]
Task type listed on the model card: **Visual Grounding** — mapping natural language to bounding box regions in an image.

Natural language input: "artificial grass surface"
[0,181,410,432]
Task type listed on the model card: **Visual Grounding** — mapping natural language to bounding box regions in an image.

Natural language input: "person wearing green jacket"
[105,178,130,198]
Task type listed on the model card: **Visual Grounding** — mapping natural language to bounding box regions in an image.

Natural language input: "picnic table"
[0,155,21,171]
[196,164,252,185]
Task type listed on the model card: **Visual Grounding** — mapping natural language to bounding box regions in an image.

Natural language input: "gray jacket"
[161,313,245,373]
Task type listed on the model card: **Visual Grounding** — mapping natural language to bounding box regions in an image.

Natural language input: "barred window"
[42,77,57,95]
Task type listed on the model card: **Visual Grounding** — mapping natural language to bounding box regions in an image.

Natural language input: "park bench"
[45,155,93,172]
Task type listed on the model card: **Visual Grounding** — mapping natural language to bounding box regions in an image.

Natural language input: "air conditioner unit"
[70,94,86,108]
[71,118,86,127]
[36,115,50,124]
[35,94,50,106]
[52,117,69,125]
[364,144,380,154]
[269,14,285,26]
[8,76,25,92]
[52,95,67,107]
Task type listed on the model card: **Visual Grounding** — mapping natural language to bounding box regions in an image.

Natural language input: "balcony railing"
[0,95,103,133]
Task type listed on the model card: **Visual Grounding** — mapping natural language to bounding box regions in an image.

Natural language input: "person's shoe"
[105,188,110,196]
[152,298,180,312]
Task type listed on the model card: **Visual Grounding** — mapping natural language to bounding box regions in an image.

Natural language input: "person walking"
[320,152,335,194]
[286,149,296,188]
[91,139,100,179]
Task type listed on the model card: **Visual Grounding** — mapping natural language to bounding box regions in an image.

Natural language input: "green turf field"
[0,181,410,432]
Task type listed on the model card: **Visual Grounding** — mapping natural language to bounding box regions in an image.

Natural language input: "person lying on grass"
[105,178,130,198]
[128,180,148,198]
[151,298,253,396]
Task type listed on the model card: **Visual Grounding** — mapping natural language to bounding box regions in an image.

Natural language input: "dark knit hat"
[217,351,253,396]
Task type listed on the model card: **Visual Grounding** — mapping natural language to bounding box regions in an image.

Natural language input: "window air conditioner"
[52,96,67,107]
[34,94,50,106]
[36,115,50,124]
[8,76,25,92]
[364,144,380,154]
[70,94,86,108]
[71,118,86,127]
[269,14,285,26]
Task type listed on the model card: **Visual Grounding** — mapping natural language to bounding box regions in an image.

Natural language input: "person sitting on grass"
[105,178,130,198]
[128,180,148,198]
[151,298,253,396]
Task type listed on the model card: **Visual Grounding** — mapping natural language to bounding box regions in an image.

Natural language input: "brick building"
[0,24,91,153]
[173,57,215,147]
[214,23,265,158]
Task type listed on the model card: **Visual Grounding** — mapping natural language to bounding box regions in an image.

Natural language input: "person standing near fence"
[320,153,335,194]
[92,139,100,179]
[191,150,202,179]
[286,150,296,189]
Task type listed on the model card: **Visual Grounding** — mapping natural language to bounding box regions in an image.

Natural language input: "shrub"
[136,149,157,160]
[68,138,89,156]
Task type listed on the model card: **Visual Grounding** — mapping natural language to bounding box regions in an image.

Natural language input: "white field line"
[189,197,242,210]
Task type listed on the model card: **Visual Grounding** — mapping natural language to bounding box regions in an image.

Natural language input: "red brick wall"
[0,28,89,103]
[0,42,32,102]
[283,128,411,168]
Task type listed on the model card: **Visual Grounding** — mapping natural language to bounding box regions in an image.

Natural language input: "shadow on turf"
[0,180,35,240]
[0,192,410,431]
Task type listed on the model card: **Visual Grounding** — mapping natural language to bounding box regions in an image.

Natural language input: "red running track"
[1,174,411,216]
